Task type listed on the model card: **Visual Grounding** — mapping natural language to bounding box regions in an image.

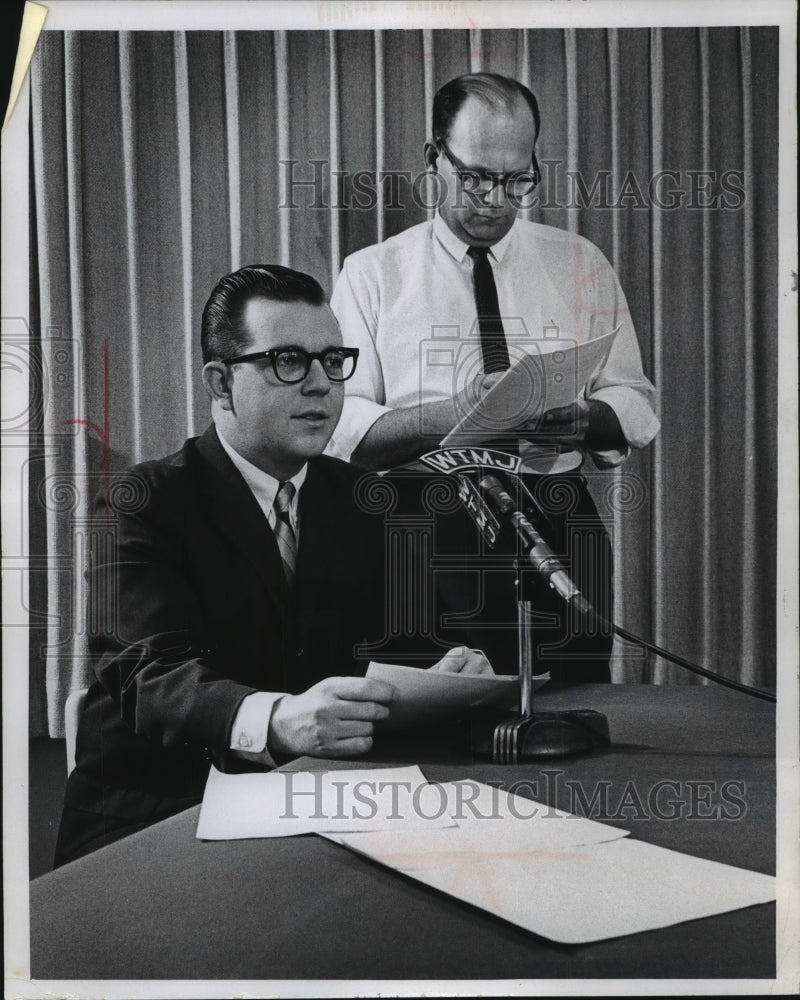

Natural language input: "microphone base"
[467,708,611,763]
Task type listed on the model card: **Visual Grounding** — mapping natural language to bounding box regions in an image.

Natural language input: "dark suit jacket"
[58,425,405,861]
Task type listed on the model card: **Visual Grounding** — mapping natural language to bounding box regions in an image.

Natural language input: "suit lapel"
[295,459,365,596]
[193,425,288,611]
[295,459,336,589]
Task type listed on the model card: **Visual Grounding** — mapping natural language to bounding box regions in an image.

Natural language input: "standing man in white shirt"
[328,73,660,681]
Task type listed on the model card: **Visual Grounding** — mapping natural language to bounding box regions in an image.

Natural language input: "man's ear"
[202,361,234,410]
[423,141,439,171]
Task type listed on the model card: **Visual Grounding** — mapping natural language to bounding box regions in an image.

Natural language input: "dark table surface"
[30,683,775,981]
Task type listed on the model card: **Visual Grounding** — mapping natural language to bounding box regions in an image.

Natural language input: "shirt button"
[237,733,253,749]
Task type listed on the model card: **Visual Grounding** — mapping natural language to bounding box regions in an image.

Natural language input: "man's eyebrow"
[269,344,343,352]
[458,159,533,176]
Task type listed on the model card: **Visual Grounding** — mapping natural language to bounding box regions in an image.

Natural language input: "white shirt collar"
[433,210,515,264]
[217,429,307,523]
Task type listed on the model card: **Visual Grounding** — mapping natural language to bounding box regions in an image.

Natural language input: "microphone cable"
[609,623,777,704]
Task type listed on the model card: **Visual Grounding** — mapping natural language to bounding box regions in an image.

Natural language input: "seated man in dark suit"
[55,264,485,867]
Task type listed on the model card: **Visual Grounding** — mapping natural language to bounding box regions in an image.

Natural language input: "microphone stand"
[518,596,534,717]
[469,560,611,763]
[417,446,614,761]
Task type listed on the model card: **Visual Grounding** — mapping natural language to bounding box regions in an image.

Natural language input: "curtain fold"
[29,27,779,736]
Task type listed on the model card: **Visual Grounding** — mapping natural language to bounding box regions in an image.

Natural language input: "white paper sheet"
[386,838,776,945]
[366,660,545,731]
[326,782,776,944]
[442,328,618,447]
[195,764,455,840]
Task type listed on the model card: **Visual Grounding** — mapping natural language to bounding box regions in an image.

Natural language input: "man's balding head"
[432,73,540,162]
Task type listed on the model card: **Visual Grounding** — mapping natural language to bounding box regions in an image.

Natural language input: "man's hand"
[427,646,494,676]
[267,677,397,758]
[452,371,506,427]
[519,399,590,449]
[350,371,506,470]
[519,398,627,453]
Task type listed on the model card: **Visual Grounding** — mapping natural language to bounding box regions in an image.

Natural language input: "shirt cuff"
[229,691,287,767]
[589,385,661,451]
[326,396,391,462]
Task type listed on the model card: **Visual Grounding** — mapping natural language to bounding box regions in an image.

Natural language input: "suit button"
[296,648,304,657]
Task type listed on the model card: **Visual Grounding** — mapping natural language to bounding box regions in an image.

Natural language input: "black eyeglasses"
[436,137,540,199]
[221,346,359,384]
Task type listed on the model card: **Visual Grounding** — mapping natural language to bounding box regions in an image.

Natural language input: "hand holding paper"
[522,398,590,448]
[268,675,397,758]
[443,329,618,448]
[366,660,545,732]
[427,645,494,676]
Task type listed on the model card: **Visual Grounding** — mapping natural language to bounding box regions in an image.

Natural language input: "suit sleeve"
[87,482,258,757]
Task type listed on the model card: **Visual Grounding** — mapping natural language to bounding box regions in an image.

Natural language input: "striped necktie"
[273,481,297,586]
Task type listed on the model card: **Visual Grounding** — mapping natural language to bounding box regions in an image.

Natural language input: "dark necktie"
[467,245,511,373]
[273,481,297,586]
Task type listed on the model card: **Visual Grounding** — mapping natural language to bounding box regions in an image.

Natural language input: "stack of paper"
[196,769,776,943]
[324,781,776,943]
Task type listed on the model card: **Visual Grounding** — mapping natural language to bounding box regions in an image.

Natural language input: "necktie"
[273,481,297,586]
[467,246,511,373]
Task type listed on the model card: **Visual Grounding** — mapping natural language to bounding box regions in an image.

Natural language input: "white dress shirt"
[328,214,660,473]
[217,431,306,762]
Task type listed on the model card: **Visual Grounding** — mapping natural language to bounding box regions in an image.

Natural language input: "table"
[29,684,776,980]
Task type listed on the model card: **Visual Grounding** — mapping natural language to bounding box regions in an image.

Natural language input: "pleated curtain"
[29,27,779,736]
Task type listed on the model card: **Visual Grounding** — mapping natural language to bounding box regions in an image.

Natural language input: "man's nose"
[301,358,331,393]
[484,180,509,208]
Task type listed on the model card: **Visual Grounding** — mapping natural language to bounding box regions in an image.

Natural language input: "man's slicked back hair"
[432,72,541,148]
[201,264,327,364]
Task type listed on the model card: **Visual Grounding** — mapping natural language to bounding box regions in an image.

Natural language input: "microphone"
[478,474,594,621]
